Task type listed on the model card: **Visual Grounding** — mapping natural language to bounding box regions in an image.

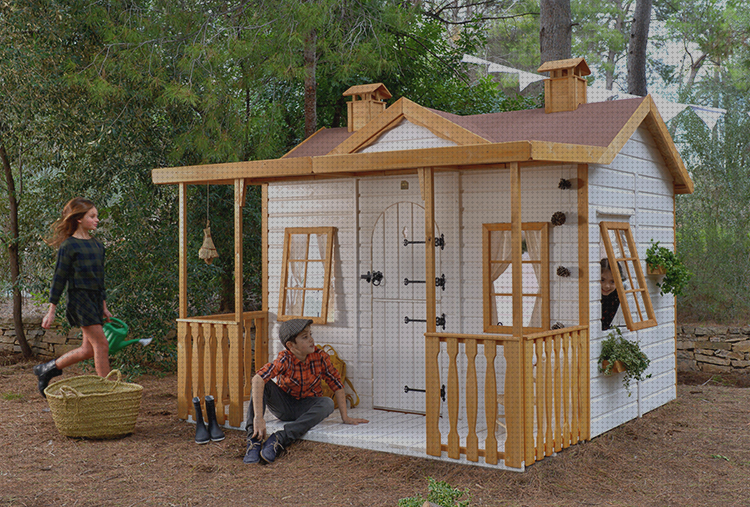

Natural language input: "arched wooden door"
[368,201,441,414]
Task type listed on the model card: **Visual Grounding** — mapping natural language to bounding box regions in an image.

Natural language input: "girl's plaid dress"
[50,237,106,327]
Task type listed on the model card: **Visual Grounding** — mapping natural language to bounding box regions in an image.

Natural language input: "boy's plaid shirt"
[49,237,106,305]
[257,347,343,400]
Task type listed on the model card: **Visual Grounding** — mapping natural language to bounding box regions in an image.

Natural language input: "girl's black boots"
[204,395,225,442]
[193,396,210,444]
[33,359,63,397]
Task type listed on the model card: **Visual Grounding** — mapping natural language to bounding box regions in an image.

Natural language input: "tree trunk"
[539,0,572,64]
[627,0,652,97]
[0,142,32,358]
[303,30,317,139]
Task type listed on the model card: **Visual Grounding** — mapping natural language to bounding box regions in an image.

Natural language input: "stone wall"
[677,325,750,374]
[0,316,83,359]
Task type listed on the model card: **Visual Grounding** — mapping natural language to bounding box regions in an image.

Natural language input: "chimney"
[342,83,392,132]
[536,58,591,113]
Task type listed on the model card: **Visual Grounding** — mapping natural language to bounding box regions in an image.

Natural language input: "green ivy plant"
[598,327,651,395]
[645,240,692,297]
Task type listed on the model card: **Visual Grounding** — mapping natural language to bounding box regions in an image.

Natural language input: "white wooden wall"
[266,179,369,403]
[588,126,677,437]
[266,163,583,412]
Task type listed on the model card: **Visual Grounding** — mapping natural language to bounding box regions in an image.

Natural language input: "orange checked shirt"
[257,347,343,400]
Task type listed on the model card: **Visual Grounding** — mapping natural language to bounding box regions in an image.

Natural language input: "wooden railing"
[424,332,518,465]
[523,326,588,465]
[425,325,588,468]
[176,311,268,428]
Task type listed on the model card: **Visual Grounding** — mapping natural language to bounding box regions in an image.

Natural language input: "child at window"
[601,258,625,330]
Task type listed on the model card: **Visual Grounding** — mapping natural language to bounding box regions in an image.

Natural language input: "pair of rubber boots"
[193,395,225,444]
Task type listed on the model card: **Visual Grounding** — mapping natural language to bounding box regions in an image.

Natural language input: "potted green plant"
[645,240,691,296]
[598,327,651,395]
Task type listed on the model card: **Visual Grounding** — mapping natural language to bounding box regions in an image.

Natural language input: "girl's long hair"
[46,197,95,248]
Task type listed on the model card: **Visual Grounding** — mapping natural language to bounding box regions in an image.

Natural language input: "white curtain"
[286,234,308,315]
[315,233,334,320]
[525,230,543,328]
[490,230,513,326]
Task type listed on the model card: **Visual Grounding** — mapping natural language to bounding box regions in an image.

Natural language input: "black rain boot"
[33,359,63,398]
[193,397,210,444]
[204,395,225,442]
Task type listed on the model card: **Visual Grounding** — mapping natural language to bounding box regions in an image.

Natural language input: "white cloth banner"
[463,55,730,130]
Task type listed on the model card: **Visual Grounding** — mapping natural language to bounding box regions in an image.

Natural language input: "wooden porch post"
[577,163,591,440]
[505,161,525,468]
[259,183,269,370]
[177,183,190,420]
[227,178,246,426]
[422,168,441,457]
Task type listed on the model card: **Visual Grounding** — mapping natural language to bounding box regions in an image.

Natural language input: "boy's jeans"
[245,380,334,447]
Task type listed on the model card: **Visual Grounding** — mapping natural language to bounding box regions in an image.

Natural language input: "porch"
[178,307,588,469]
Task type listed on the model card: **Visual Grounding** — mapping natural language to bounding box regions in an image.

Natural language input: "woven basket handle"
[103,369,123,393]
[58,385,84,399]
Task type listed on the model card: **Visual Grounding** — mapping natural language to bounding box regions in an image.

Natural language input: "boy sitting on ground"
[244,319,368,464]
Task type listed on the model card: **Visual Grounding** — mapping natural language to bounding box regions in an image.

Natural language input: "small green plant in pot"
[598,327,651,395]
[645,240,691,297]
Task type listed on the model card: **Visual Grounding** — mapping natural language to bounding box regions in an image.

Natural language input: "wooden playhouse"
[151,58,693,470]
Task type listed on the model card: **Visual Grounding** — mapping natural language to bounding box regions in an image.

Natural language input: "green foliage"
[673,79,750,323]
[598,327,651,395]
[398,478,470,507]
[645,240,692,297]
[1,392,23,401]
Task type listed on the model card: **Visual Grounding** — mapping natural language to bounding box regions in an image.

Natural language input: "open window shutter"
[599,222,657,331]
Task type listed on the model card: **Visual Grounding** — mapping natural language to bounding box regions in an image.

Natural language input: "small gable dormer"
[537,58,591,114]
[343,83,392,132]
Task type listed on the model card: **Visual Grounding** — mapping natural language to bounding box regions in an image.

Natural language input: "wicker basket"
[45,370,143,439]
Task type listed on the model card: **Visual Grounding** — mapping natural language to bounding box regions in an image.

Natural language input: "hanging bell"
[198,221,219,265]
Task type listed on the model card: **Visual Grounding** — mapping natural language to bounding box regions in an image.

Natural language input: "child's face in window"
[601,268,616,296]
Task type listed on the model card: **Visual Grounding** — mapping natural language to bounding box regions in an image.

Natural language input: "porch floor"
[221,402,520,471]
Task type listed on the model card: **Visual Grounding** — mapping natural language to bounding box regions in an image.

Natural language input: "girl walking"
[35,197,112,397]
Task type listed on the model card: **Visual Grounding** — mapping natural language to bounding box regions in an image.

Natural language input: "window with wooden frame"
[599,222,657,331]
[278,227,336,324]
[483,223,550,334]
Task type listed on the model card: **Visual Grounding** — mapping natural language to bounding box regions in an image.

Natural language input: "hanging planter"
[645,240,691,296]
[598,327,651,395]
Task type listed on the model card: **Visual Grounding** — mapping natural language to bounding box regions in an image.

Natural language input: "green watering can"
[103,318,152,354]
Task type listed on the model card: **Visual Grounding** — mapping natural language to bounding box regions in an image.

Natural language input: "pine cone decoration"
[551,322,565,330]
[557,266,571,277]
[551,211,567,226]
[558,178,572,190]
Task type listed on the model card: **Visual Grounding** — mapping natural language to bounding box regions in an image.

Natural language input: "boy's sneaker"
[260,432,284,463]
[243,437,262,464]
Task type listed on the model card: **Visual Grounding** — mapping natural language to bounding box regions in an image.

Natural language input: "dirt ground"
[2,355,749,507]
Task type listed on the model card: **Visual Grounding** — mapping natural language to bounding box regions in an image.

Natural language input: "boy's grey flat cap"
[279,319,313,347]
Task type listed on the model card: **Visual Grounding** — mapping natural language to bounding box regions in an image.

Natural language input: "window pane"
[618,230,631,258]
[608,230,623,258]
[524,296,541,327]
[306,261,325,288]
[308,234,327,261]
[303,290,323,318]
[287,262,307,288]
[290,234,308,260]
[524,230,541,261]
[493,295,512,327]
[285,289,303,315]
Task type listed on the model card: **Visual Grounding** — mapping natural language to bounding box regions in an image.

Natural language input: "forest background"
[1,0,749,372]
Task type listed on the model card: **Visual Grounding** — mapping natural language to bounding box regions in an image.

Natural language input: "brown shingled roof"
[428,98,643,147]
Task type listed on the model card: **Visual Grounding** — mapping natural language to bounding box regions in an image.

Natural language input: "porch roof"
[152,94,693,194]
